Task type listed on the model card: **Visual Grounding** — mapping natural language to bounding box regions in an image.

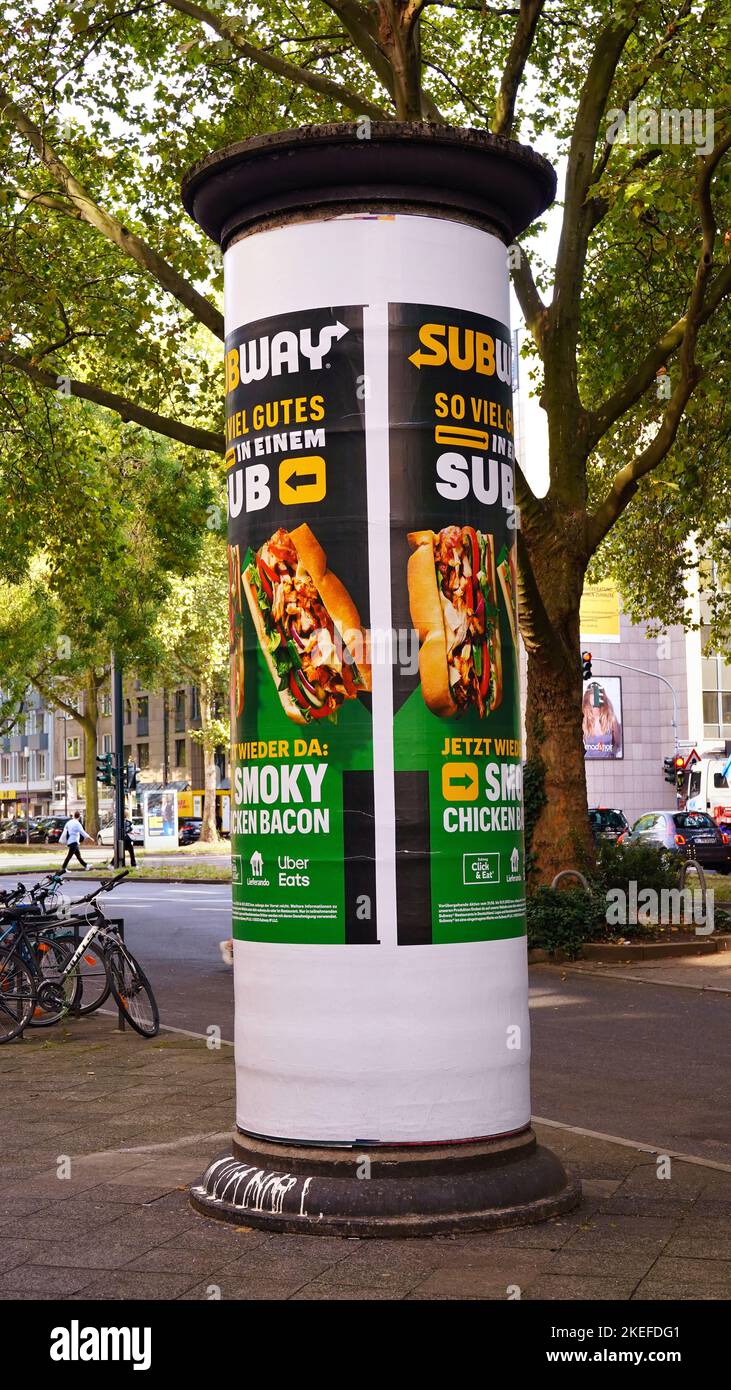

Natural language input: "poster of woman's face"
[582,676,623,760]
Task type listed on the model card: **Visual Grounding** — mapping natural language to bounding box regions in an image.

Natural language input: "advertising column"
[184,125,579,1235]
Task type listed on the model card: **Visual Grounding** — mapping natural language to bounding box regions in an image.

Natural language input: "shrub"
[527,885,605,959]
[595,839,680,898]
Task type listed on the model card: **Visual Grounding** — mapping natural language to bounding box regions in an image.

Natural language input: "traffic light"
[125,761,139,792]
[95,752,114,787]
[663,756,676,784]
[581,651,592,681]
[675,754,686,791]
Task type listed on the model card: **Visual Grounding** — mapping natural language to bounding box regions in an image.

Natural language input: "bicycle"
[0,871,111,1023]
[0,874,82,1032]
[0,871,159,1041]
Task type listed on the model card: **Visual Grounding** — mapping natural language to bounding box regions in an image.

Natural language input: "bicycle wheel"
[28,939,82,1028]
[55,932,111,1016]
[0,947,36,1043]
[107,946,159,1037]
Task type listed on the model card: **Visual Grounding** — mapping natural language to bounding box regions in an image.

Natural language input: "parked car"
[35,816,72,845]
[179,817,202,846]
[29,817,52,843]
[589,807,630,843]
[97,815,144,846]
[0,818,40,843]
[624,810,731,873]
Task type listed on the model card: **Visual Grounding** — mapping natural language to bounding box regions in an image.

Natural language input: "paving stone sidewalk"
[1,1015,729,1301]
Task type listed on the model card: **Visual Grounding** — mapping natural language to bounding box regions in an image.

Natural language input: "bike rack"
[550,868,592,894]
[679,856,711,933]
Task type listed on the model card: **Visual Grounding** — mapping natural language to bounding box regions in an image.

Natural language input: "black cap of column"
[182,122,556,252]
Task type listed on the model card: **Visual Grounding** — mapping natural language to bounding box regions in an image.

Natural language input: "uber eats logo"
[50,1321,151,1371]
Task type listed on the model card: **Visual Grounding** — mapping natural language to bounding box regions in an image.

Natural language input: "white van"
[684,755,731,825]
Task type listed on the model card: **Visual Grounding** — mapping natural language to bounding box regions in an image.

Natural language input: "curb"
[529,937,729,964]
[67,875,232,886]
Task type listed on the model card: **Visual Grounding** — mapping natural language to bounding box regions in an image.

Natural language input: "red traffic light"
[674,755,685,769]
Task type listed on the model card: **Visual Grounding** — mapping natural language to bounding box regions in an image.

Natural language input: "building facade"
[51,683,228,821]
[0,691,55,818]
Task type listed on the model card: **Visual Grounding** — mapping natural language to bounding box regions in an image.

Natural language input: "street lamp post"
[58,712,69,817]
[23,747,30,845]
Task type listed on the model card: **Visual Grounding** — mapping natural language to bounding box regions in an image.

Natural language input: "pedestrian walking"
[59,814,95,870]
[123,816,137,868]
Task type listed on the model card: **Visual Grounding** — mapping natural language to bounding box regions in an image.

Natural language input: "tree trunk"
[524,624,594,887]
[198,688,220,844]
[81,670,99,837]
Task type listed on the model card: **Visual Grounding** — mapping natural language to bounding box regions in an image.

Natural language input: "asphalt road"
[3,875,728,1164]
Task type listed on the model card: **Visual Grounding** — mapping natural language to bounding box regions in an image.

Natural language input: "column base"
[189,1127,580,1238]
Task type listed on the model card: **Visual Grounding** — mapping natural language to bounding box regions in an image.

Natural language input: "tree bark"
[81,670,100,837]
[524,616,594,886]
[198,687,220,844]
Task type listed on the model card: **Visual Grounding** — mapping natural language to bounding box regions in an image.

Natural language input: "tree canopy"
[1,0,729,877]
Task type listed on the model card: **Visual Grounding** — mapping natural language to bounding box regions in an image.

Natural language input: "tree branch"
[0,347,225,456]
[551,12,638,360]
[0,83,225,341]
[493,0,545,137]
[588,130,731,552]
[511,245,548,354]
[587,260,731,449]
[589,0,694,188]
[161,0,391,120]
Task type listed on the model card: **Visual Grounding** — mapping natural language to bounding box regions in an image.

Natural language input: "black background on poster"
[226,304,371,628]
[388,302,516,715]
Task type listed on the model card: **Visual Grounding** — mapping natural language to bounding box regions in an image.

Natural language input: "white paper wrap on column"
[224,214,530,1144]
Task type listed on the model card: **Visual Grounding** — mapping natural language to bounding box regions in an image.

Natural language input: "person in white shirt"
[59,815,95,870]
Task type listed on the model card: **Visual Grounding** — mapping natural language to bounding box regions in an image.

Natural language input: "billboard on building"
[583,676,623,759]
[580,581,621,643]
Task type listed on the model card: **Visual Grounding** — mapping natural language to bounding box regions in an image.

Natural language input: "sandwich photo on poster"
[389,302,524,947]
[583,676,623,759]
[224,304,377,945]
[406,525,506,720]
[242,524,370,724]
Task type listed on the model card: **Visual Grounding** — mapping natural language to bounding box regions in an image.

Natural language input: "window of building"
[137,697,149,736]
[37,753,47,780]
[123,744,132,763]
[124,699,132,725]
[100,694,112,716]
[66,737,80,760]
[137,743,149,770]
[1,755,9,782]
[174,689,186,732]
[102,734,112,754]
[175,738,186,768]
[700,582,731,737]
